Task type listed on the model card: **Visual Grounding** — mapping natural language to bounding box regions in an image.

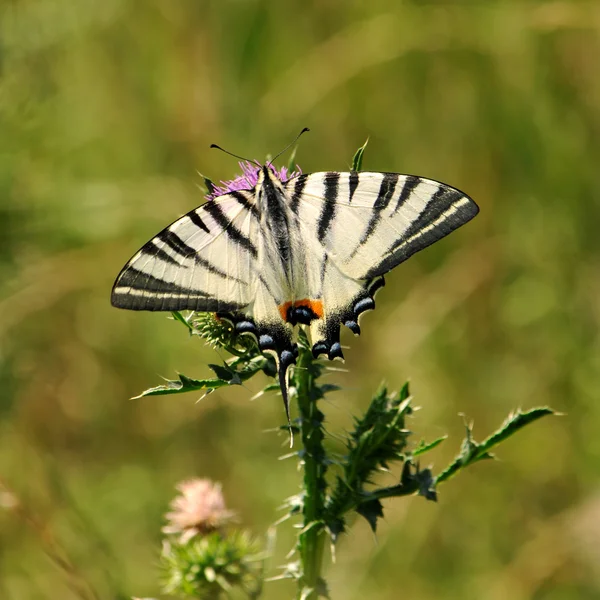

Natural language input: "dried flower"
[163,479,236,543]
[206,161,301,199]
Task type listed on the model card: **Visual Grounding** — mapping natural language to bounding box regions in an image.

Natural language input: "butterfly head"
[255,164,289,211]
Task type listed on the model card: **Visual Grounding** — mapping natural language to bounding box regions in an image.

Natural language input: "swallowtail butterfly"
[111,151,479,420]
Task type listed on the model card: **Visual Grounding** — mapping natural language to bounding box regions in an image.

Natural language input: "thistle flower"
[163,479,236,543]
[206,161,301,200]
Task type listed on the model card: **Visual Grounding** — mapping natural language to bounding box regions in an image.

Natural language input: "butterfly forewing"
[287,171,479,281]
[111,191,260,313]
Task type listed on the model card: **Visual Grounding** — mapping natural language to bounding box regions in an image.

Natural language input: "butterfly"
[111,154,479,421]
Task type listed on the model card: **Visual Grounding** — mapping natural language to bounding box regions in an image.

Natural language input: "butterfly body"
[112,164,479,418]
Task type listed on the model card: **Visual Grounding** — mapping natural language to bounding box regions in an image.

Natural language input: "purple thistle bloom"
[206,161,302,200]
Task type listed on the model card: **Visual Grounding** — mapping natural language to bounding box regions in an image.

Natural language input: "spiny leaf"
[435,407,555,485]
[208,363,237,381]
[134,356,270,399]
[412,435,447,457]
[356,461,437,506]
[355,498,383,533]
[133,373,226,398]
[479,407,556,454]
[325,385,414,535]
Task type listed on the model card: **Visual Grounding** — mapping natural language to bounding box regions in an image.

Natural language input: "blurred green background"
[2,1,600,598]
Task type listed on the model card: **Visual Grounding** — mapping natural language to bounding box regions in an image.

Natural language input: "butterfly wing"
[285,171,479,357]
[112,168,478,430]
[112,184,298,427]
[111,191,261,313]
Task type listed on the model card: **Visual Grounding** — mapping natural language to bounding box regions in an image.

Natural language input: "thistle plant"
[133,146,554,600]
[161,479,264,599]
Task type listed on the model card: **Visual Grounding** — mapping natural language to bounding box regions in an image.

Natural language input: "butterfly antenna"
[209,143,261,168]
[268,127,310,167]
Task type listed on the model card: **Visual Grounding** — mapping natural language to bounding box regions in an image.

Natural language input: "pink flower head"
[207,161,302,200]
[163,478,236,543]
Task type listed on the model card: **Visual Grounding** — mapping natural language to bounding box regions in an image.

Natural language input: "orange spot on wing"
[278,299,324,322]
[302,299,323,318]
[278,301,293,322]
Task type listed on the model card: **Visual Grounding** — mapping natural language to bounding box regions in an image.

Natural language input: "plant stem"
[295,343,327,599]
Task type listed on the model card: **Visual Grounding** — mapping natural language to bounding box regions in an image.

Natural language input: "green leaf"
[170,311,193,331]
[351,138,369,171]
[325,384,414,534]
[435,407,555,485]
[479,407,555,454]
[398,461,437,500]
[355,498,384,533]
[133,373,226,398]
[133,356,270,398]
[208,363,237,381]
[203,174,216,196]
[262,382,280,393]
[413,467,437,501]
[357,461,437,505]
[412,435,447,457]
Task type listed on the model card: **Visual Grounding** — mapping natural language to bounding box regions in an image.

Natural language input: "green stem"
[295,343,327,599]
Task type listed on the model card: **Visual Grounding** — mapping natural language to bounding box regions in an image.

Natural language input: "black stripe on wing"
[358,172,398,245]
[157,229,197,257]
[189,210,210,233]
[317,172,339,242]
[392,175,420,214]
[289,174,308,214]
[111,267,244,312]
[346,172,399,260]
[203,201,258,258]
[396,185,464,244]
[140,240,181,266]
[112,291,245,312]
[348,171,359,203]
[193,254,248,283]
[116,267,202,295]
[364,184,479,279]
[140,227,248,282]
[230,190,260,220]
